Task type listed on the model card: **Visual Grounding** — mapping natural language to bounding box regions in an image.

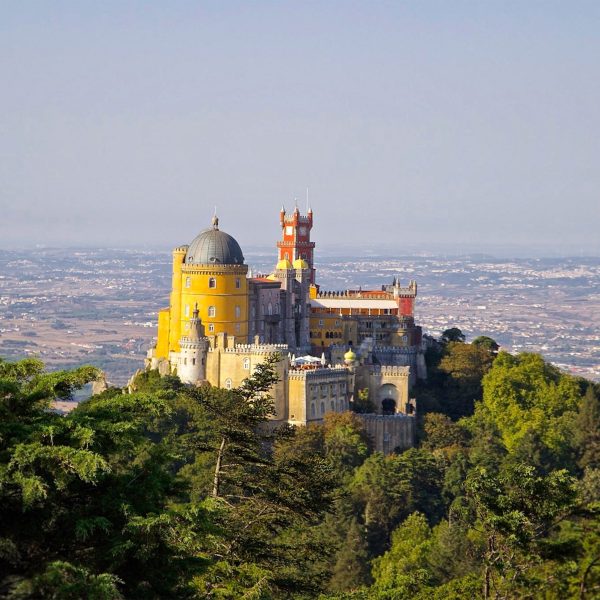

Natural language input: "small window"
[235,278,241,289]
[235,323,241,333]
[192,358,196,365]
[235,305,241,318]
[185,276,191,288]
[184,358,187,366]
[268,303,273,315]
[311,403,315,417]
[320,402,325,415]
[319,319,324,326]
[208,323,214,332]
[184,305,190,317]
[331,401,335,411]
[243,357,250,370]
[225,378,232,390]
[208,306,216,318]
[209,277,216,289]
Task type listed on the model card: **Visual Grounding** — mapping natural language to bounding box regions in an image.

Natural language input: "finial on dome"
[212,214,219,230]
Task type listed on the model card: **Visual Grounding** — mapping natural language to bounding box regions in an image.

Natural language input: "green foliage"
[440,327,465,344]
[352,388,376,414]
[479,352,581,454]
[2,348,598,599]
[471,336,499,353]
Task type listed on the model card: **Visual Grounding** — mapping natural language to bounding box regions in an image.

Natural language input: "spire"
[189,303,205,340]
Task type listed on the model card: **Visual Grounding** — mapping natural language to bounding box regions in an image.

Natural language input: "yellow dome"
[344,349,357,364]
[266,273,277,280]
[293,258,309,270]
[276,258,293,270]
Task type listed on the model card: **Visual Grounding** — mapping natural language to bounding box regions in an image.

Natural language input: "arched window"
[209,277,216,289]
[208,306,216,318]
[225,378,232,390]
[184,305,190,317]
[311,403,315,417]
[208,323,214,332]
[185,276,191,288]
[235,305,241,318]
[243,357,250,370]
[268,303,273,315]
[320,402,325,415]
[275,303,280,314]
[235,278,241,289]
[330,401,335,412]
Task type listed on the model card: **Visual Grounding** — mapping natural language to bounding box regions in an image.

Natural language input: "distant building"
[146,208,425,452]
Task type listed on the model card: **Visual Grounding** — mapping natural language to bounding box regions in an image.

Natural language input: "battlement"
[179,336,208,348]
[288,365,349,381]
[211,343,289,356]
[372,365,410,376]
[358,412,414,422]
[373,345,419,354]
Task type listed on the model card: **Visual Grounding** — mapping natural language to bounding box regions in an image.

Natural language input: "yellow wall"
[155,309,170,358]
[168,247,187,353]
[178,264,249,343]
[309,314,344,348]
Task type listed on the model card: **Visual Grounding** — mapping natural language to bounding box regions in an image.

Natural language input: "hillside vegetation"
[1,337,599,599]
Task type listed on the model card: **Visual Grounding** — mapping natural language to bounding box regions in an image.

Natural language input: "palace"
[146,208,426,453]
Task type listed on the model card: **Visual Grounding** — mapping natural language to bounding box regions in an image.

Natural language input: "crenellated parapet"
[372,365,410,377]
[287,365,349,381]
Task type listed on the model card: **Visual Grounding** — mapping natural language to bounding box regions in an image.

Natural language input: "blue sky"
[1,1,599,254]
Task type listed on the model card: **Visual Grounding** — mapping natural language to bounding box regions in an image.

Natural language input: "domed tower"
[167,215,249,353]
[178,305,209,384]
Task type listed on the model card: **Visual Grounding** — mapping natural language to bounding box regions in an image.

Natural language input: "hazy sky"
[1,1,599,255]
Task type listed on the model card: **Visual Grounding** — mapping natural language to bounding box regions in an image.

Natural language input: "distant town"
[0,247,598,384]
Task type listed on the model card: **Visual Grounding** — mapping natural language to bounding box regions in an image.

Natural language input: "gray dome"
[185,227,244,265]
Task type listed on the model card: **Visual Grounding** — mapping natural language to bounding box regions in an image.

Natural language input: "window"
[235,278,241,289]
[311,403,315,417]
[208,323,214,332]
[225,378,232,390]
[183,357,187,366]
[208,306,216,318]
[275,303,280,314]
[243,357,250,370]
[209,277,216,289]
[185,276,191,288]
[319,319,324,326]
[235,323,241,333]
[192,358,196,365]
[320,402,325,415]
[235,305,241,318]
[268,303,273,315]
[184,304,190,317]
[330,401,335,411]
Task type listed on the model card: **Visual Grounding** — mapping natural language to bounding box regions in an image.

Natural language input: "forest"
[1,331,599,599]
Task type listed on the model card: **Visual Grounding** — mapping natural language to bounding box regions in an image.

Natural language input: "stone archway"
[378,383,398,415]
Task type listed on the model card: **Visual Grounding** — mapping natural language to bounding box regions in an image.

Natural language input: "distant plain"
[1,248,598,384]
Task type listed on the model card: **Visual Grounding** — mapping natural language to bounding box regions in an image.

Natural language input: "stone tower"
[177,305,209,384]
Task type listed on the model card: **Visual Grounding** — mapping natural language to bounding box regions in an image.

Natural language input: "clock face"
[299,226,307,236]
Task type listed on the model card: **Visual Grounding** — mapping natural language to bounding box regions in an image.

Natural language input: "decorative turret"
[178,304,209,384]
[276,206,316,284]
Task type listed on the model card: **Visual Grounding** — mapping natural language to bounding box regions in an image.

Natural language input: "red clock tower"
[277,206,316,284]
